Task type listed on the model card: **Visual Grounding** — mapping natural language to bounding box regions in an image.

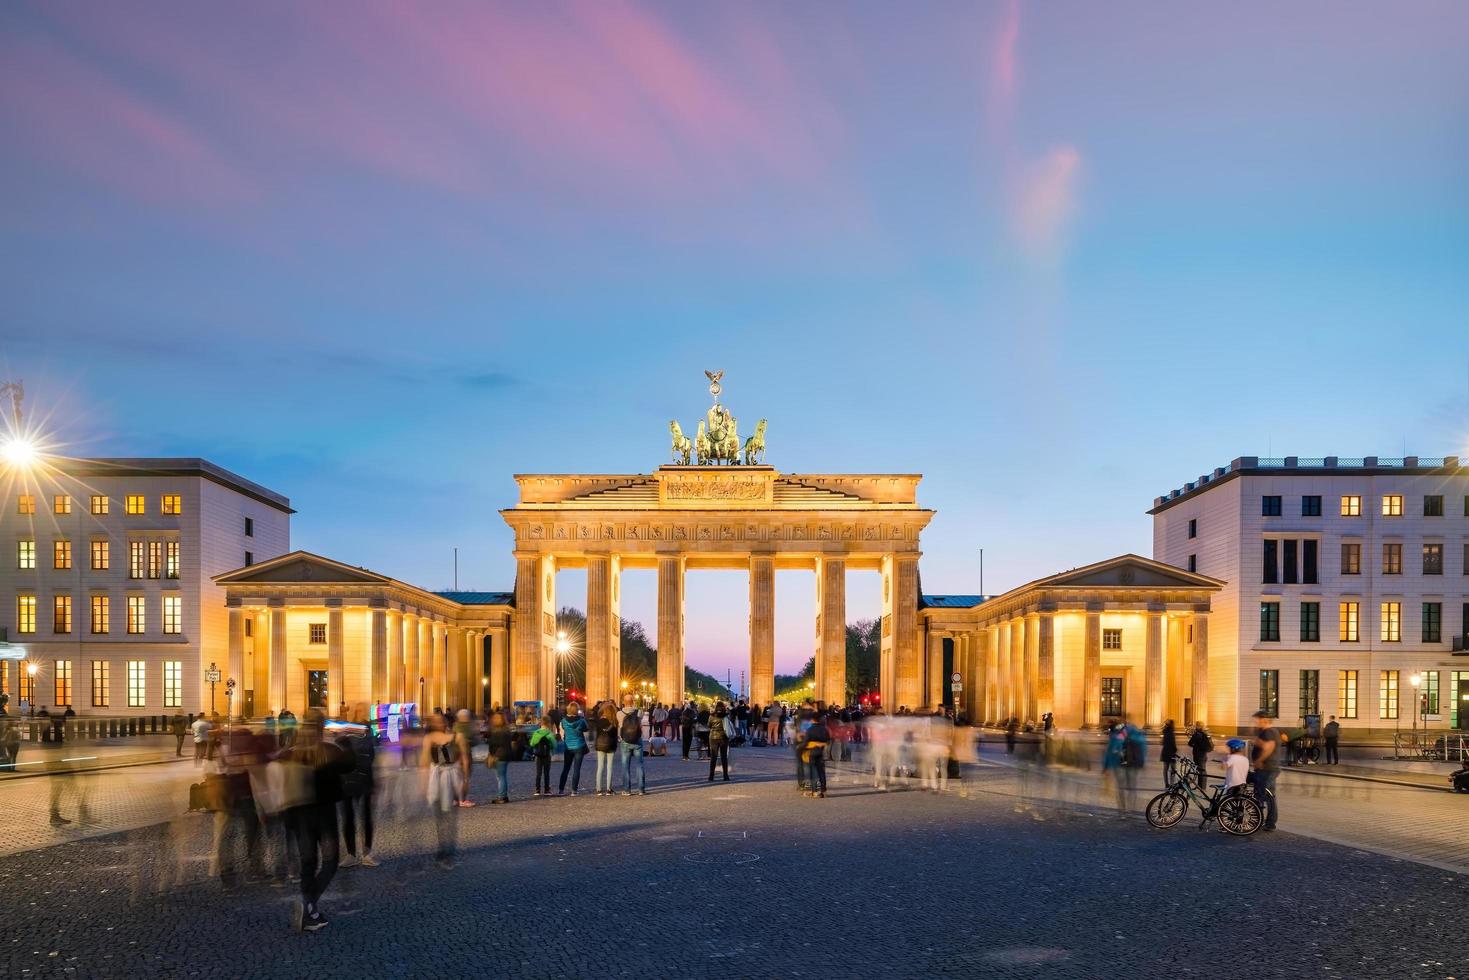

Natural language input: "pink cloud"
[1012,145,1082,262]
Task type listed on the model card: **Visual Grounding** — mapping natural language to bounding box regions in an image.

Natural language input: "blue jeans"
[619,742,645,793]
[595,750,616,792]
[1249,768,1279,828]
[490,760,510,800]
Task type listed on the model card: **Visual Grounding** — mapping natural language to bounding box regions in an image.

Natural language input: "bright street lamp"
[2,437,36,467]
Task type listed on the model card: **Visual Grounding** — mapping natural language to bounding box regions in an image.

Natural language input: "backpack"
[619,712,642,744]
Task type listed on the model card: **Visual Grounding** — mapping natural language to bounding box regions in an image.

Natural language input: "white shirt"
[191,718,210,743]
[1221,753,1248,791]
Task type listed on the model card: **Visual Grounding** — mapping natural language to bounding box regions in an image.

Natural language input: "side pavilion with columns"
[921,555,1223,730]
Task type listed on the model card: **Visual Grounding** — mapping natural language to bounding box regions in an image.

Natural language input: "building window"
[1262,495,1282,517]
[147,541,162,579]
[17,538,35,570]
[163,661,182,708]
[1380,670,1399,720]
[1258,670,1279,716]
[53,660,71,707]
[1102,628,1122,650]
[1187,518,1197,539]
[244,618,253,638]
[127,661,145,707]
[1187,554,1197,573]
[125,495,145,515]
[1283,539,1298,584]
[1380,601,1401,642]
[1338,670,1358,718]
[129,541,145,579]
[53,494,72,515]
[1302,540,1318,584]
[1301,495,1322,517]
[1100,677,1123,716]
[161,494,182,515]
[53,539,72,570]
[1300,601,1320,642]
[1424,671,1440,714]
[127,595,146,634]
[244,516,254,537]
[165,540,180,579]
[91,660,110,707]
[90,494,108,516]
[309,623,327,644]
[1299,670,1320,717]
[244,551,254,567]
[90,595,109,634]
[162,595,182,635]
[53,595,71,634]
[1382,542,1401,575]
[16,594,36,634]
[1423,602,1442,643]
[1341,542,1361,575]
[1425,494,1444,517]
[1382,494,1403,517]
[90,538,109,571]
[17,494,35,515]
[1423,543,1443,575]
[1339,601,1359,642]
[1262,539,1278,584]
[1340,495,1361,517]
[1260,602,1280,642]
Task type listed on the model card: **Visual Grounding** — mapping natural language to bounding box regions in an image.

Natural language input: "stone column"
[489,629,508,710]
[432,623,447,710]
[926,630,944,708]
[817,557,846,706]
[1036,612,1055,722]
[1009,617,1024,722]
[269,605,287,714]
[984,627,999,723]
[402,614,420,706]
[891,555,921,710]
[1024,612,1040,723]
[447,628,464,709]
[1191,612,1209,727]
[327,606,345,716]
[512,554,550,705]
[1083,608,1102,728]
[586,555,614,703]
[370,608,387,704]
[657,556,684,704]
[387,610,404,703]
[995,622,1011,720]
[749,555,775,706]
[227,607,245,718]
[1144,609,1164,730]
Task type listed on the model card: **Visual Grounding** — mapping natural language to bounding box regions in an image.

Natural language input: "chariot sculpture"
[667,371,766,466]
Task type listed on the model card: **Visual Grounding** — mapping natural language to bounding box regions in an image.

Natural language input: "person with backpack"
[337,710,379,868]
[484,710,514,804]
[592,702,619,796]
[618,700,647,795]
[278,708,354,933]
[708,702,733,782]
[529,716,558,797]
[1188,722,1213,788]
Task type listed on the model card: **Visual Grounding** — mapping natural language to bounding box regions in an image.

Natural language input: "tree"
[845,618,881,697]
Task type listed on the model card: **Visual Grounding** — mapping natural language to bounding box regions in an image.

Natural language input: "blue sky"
[2,1,1466,679]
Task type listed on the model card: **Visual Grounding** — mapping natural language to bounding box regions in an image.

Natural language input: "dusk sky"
[3,2,1466,682]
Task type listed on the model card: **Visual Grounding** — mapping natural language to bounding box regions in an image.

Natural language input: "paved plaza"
[1,745,1466,979]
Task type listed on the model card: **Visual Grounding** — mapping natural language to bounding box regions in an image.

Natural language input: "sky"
[2,1,1467,681]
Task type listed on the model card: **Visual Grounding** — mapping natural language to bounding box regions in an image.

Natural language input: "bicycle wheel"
[1216,794,1262,836]
[1145,791,1188,828]
[1304,745,1320,763]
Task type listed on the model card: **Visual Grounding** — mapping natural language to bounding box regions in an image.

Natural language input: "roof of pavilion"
[435,591,515,606]
[920,594,989,609]
[214,551,514,611]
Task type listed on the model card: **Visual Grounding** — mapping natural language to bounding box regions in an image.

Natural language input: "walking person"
[618,701,647,795]
[421,713,462,869]
[1159,719,1178,786]
[279,708,353,933]
[529,716,557,797]
[1187,722,1212,788]
[801,711,831,798]
[484,710,513,804]
[1100,723,1128,817]
[191,713,212,765]
[1249,711,1282,831]
[1323,715,1341,765]
[453,709,477,806]
[592,702,619,796]
[337,712,379,868]
[558,701,590,796]
[171,712,187,757]
[708,702,732,782]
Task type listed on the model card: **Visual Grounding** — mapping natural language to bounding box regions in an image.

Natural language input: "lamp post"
[204,661,222,715]
[555,632,571,708]
[225,678,236,731]
[26,661,37,717]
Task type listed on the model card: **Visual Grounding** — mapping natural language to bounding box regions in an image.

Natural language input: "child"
[529,716,557,797]
[1205,738,1249,819]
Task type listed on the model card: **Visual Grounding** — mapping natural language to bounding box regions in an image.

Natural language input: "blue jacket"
[560,716,589,752]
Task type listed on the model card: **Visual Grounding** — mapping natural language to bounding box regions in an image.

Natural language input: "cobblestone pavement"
[2,747,1467,979]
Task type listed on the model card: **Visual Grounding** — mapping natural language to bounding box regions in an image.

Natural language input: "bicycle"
[1144,758,1263,836]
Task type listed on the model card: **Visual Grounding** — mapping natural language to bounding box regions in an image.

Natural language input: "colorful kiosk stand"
[368,702,419,743]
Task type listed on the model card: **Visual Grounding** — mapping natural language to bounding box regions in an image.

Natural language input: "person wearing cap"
[1249,710,1281,831]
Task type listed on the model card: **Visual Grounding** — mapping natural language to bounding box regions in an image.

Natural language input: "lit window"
[1380,601,1401,642]
[1423,543,1443,575]
[91,660,110,707]
[163,661,182,708]
[1379,670,1399,720]
[53,539,72,570]
[53,660,71,707]
[1259,602,1280,641]
[1102,628,1122,650]
[1382,542,1401,575]
[1425,495,1444,517]
[309,623,327,644]
[129,541,144,579]
[1300,601,1320,642]
[147,541,162,579]
[90,495,108,516]
[125,495,145,516]
[16,594,36,634]
[127,595,146,634]
[1341,542,1361,575]
[1424,671,1440,714]
[90,595,109,634]
[1381,494,1403,517]
[17,494,35,515]
[162,595,182,635]
[17,539,35,570]
[1339,601,1359,642]
[53,595,71,634]
[161,494,182,516]
[53,494,71,515]
[1338,669,1358,719]
[127,660,146,707]
[165,540,180,579]
[1340,495,1361,517]
[90,539,109,571]
[1423,602,1442,643]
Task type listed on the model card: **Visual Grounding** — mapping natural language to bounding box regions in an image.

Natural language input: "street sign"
[951,682,963,692]
[204,665,222,684]
[951,672,961,684]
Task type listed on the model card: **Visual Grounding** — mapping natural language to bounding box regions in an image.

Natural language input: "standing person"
[618,701,646,795]
[529,716,557,797]
[1249,711,1282,832]
[1100,723,1128,817]
[421,713,462,869]
[707,702,731,782]
[484,710,513,804]
[592,702,619,796]
[1323,715,1341,765]
[453,709,477,807]
[1159,719,1178,786]
[694,704,711,760]
[1187,723,1213,788]
[765,704,780,747]
[558,701,590,796]
[679,701,696,761]
[0,720,18,771]
[1005,717,1019,754]
[171,713,187,757]
[338,712,379,868]
[652,703,668,742]
[279,708,353,933]
[800,711,831,798]
[735,700,750,741]
[191,713,211,765]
